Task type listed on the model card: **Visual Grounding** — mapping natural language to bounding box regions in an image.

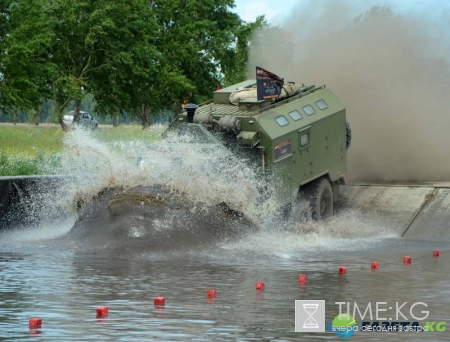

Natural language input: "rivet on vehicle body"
[433,250,441,257]
[403,256,412,264]
[338,266,347,274]
[96,306,108,318]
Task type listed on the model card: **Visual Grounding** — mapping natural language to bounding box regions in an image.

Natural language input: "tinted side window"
[275,116,289,127]
[302,105,315,116]
[289,110,302,121]
[316,100,329,110]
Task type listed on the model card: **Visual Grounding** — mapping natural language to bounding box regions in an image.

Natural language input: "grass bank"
[0,125,163,176]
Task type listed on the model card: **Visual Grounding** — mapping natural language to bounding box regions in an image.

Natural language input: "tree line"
[0,0,264,130]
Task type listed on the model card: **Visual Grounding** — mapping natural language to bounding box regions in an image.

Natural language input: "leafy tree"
[152,0,265,104]
[0,0,12,104]
[88,0,189,128]
[1,0,263,128]
[0,0,53,113]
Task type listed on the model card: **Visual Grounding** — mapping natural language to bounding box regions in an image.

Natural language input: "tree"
[1,0,263,128]
[152,0,265,103]
[0,0,12,105]
[88,0,194,128]
[0,0,53,114]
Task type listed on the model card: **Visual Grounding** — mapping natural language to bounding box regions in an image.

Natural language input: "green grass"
[0,126,64,156]
[0,124,163,176]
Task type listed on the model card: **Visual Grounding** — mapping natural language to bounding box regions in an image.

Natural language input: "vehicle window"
[302,105,315,116]
[316,99,329,110]
[300,133,309,146]
[289,110,302,121]
[275,116,289,127]
[88,114,93,120]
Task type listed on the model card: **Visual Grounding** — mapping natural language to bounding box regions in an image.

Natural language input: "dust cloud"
[247,1,450,183]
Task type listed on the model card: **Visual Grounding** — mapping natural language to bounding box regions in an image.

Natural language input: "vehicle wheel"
[300,178,334,220]
[346,121,352,149]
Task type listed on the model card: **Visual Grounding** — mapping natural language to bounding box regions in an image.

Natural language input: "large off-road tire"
[346,121,352,149]
[301,178,334,220]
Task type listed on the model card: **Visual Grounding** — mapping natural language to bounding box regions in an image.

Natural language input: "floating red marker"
[371,262,380,270]
[29,318,42,329]
[96,306,109,318]
[255,282,265,290]
[206,289,217,298]
[338,266,347,274]
[154,297,166,307]
[433,250,441,257]
[298,274,308,284]
[403,256,412,264]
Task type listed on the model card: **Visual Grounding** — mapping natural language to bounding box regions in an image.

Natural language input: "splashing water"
[5,127,397,251]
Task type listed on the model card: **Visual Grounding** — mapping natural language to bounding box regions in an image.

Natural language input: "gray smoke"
[247,1,450,182]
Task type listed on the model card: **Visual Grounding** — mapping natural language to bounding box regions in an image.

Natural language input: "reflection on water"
[1,234,449,341]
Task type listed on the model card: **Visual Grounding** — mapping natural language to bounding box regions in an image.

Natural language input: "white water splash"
[20,127,397,250]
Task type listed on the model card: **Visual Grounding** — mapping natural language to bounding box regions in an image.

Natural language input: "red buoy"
[371,262,380,270]
[206,289,217,298]
[96,306,109,318]
[403,256,412,264]
[255,282,265,290]
[298,274,308,284]
[433,250,441,257]
[29,318,42,329]
[154,297,166,307]
[338,266,347,274]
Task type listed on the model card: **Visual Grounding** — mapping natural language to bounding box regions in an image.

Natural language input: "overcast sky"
[233,0,448,24]
[233,0,299,23]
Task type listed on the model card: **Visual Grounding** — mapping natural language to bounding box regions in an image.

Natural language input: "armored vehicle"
[166,74,350,220]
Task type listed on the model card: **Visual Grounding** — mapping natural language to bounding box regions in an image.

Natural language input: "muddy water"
[1,131,450,341]
[1,221,450,341]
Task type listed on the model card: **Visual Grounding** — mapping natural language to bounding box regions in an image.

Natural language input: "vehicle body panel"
[166,80,347,206]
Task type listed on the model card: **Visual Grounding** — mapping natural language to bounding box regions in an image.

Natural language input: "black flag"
[256,66,284,101]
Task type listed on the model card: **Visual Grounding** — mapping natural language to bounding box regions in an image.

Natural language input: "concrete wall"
[339,184,450,241]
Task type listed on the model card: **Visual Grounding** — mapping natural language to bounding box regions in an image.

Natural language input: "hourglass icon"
[302,303,319,328]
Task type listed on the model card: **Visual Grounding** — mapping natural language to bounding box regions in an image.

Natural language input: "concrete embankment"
[340,184,450,241]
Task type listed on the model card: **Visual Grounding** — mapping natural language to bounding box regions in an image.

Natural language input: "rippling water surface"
[1,130,449,341]
[1,226,449,341]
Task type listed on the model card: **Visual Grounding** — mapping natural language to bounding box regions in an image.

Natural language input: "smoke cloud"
[247,1,450,183]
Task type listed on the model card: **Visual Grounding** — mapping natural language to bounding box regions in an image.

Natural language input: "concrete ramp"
[340,184,450,241]
[402,188,450,241]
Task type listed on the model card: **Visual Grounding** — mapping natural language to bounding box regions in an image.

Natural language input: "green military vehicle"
[165,70,350,220]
